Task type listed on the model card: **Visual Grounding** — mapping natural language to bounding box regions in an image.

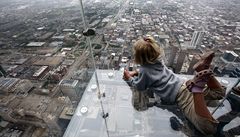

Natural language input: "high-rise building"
[187,55,199,75]
[190,31,205,48]
[164,46,178,67]
[214,50,240,77]
[175,49,187,73]
[59,80,80,102]
[186,49,202,74]
[0,65,6,77]
[222,50,239,62]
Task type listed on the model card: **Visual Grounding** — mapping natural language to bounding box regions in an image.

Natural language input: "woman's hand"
[123,69,132,81]
[129,70,138,77]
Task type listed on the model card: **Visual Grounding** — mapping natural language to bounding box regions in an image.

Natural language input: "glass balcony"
[0,0,240,137]
[63,70,240,137]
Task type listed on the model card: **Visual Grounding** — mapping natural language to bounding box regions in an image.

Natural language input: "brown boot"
[207,76,224,91]
[193,51,215,72]
[186,69,214,93]
[233,86,240,96]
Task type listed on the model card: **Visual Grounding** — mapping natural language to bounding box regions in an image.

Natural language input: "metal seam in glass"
[78,0,110,137]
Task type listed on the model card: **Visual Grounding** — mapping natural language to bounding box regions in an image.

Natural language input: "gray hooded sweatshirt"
[128,59,184,104]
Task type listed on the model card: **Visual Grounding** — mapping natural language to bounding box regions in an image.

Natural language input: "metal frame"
[211,79,240,115]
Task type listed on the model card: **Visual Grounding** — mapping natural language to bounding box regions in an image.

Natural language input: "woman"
[123,36,226,135]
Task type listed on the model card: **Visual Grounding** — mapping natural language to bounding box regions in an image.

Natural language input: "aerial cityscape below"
[0,0,240,137]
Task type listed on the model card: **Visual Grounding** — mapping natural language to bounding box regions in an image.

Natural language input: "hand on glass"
[129,70,138,77]
[123,69,131,81]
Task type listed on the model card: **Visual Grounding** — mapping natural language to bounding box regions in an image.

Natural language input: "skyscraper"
[187,55,199,75]
[175,49,187,73]
[0,65,6,77]
[190,31,205,48]
[165,46,179,67]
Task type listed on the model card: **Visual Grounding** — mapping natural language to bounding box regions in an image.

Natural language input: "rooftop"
[59,79,79,87]
[26,42,46,47]
[33,66,48,77]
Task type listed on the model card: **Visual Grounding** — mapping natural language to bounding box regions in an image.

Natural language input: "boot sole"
[193,51,215,72]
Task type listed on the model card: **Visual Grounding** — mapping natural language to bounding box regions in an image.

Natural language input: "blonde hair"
[133,36,162,65]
